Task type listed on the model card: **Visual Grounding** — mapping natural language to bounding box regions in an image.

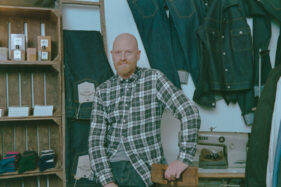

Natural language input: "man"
[88,33,201,187]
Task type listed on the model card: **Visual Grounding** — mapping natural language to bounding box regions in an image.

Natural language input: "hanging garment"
[194,0,256,125]
[64,30,113,187]
[258,0,281,23]
[273,120,281,187]
[245,64,281,187]
[273,119,281,187]
[240,0,273,96]
[275,30,281,67]
[267,77,281,187]
[127,0,206,88]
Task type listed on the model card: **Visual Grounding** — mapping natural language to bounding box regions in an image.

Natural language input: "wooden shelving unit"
[0,0,64,186]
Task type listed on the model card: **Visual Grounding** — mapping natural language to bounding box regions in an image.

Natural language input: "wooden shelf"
[0,116,61,125]
[62,0,101,6]
[0,60,60,72]
[0,6,60,17]
[0,168,63,180]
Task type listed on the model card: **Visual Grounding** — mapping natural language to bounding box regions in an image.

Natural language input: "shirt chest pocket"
[231,27,252,52]
[107,101,122,124]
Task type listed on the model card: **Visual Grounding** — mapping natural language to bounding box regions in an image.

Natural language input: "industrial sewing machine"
[193,131,248,169]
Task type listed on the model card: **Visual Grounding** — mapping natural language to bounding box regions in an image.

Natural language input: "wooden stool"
[151,164,198,187]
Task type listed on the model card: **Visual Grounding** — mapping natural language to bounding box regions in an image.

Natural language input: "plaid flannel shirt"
[88,68,200,186]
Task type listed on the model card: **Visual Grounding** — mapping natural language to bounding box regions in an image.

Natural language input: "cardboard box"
[8,106,30,117]
[0,47,8,61]
[37,36,51,52]
[33,105,53,116]
[27,48,37,61]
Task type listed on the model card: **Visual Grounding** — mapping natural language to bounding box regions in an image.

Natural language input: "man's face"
[111,34,140,79]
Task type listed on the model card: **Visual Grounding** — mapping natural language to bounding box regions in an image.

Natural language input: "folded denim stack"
[18,151,38,174]
[0,156,16,174]
[38,149,56,171]
[4,151,21,169]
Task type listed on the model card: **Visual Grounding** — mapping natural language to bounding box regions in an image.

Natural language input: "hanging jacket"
[245,64,281,187]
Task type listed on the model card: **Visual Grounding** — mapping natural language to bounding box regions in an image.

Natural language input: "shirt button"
[239,31,243,34]
[123,119,127,123]
[225,68,228,72]
[212,31,215,35]
[221,35,224,39]
[222,52,226,55]
[227,85,231,89]
[205,2,208,6]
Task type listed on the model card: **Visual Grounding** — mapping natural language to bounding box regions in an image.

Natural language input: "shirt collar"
[118,67,140,84]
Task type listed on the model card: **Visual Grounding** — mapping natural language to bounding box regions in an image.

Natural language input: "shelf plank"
[0,168,62,179]
[0,6,57,17]
[0,61,60,72]
[0,61,55,65]
[0,116,61,125]
[62,0,101,6]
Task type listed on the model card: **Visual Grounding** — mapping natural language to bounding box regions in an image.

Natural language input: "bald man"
[88,33,200,187]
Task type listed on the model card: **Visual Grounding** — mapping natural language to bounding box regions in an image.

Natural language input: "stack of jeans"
[0,156,16,174]
[18,151,37,174]
[38,149,55,171]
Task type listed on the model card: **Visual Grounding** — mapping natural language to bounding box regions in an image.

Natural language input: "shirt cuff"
[177,152,193,166]
[98,171,115,186]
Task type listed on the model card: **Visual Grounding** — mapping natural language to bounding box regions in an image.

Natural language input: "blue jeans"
[104,161,148,187]
[127,0,205,88]
[64,30,113,187]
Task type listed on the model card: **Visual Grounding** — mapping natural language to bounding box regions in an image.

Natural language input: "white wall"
[63,0,280,163]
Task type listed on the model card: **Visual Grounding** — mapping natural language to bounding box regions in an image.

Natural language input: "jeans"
[98,161,147,187]
[127,0,205,88]
[64,30,113,186]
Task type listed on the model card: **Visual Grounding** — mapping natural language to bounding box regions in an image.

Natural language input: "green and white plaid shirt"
[88,68,200,186]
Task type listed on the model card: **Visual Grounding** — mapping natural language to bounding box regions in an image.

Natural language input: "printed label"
[14,50,21,60]
[41,52,48,60]
[41,39,49,48]
[78,82,95,103]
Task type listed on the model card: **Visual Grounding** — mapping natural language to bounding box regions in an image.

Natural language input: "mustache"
[116,61,129,65]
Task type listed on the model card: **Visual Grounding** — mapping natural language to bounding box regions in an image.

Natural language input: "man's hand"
[164,160,188,181]
[104,182,118,187]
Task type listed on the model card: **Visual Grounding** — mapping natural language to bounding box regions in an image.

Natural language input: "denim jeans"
[106,161,147,187]
[127,0,205,88]
[64,30,113,186]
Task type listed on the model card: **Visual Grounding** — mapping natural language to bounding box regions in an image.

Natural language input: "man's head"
[111,33,141,79]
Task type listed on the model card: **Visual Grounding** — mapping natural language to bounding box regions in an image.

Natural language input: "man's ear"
[137,50,141,60]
